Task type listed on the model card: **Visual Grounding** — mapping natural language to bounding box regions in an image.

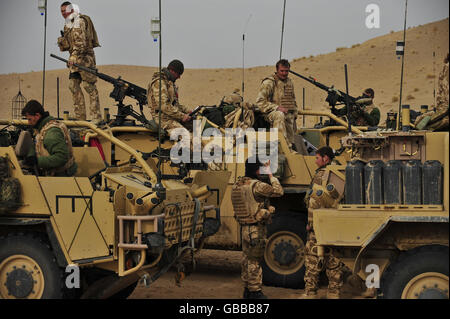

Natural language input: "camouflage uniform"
[58,14,101,122]
[415,60,449,131]
[29,115,77,176]
[255,74,298,145]
[222,92,255,129]
[335,97,380,126]
[304,163,344,298]
[232,176,284,293]
[147,68,191,135]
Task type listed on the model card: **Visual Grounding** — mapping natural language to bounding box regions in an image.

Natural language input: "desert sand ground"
[1,19,448,128]
[128,249,368,300]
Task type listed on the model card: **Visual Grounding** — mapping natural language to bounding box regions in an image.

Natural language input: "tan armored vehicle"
[67,105,362,290]
[0,119,229,299]
[310,126,449,299]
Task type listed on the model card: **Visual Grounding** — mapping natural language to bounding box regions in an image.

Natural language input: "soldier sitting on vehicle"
[222,91,255,130]
[21,100,77,177]
[334,88,380,127]
[256,59,298,150]
[147,59,192,135]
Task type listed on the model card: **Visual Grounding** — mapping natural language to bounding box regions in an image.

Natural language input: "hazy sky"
[0,0,448,74]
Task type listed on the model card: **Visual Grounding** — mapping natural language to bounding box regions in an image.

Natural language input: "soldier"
[232,159,284,299]
[256,59,298,150]
[303,146,344,299]
[21,100,77,177]
[335,88,380,126]
[147,60,192,135]
[415,53,449,131]
[57,1,101,123]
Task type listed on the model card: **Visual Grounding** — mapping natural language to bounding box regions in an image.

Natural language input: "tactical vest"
[263,74,297,111]
[63,14,99,55]
[231,177,264,225]
[306,161,340,225]
[35,120,75,176]
[149,71,178,114]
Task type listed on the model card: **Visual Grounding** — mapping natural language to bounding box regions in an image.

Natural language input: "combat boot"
[302,290,318,299]
[326,290,341,299]
[247,290,268,299]
[361,287,377,298]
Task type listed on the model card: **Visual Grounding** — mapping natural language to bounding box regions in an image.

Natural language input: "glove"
[25,155,38,166]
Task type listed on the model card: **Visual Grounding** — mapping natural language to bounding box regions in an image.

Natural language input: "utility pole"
[396,0,408,130]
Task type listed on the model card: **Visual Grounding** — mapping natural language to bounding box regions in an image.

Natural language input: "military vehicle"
[70,104,364,290]
[310,119,449,298]
[40,61,447,296]
[0,119,229,299]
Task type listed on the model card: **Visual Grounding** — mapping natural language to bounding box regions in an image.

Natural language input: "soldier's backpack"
[0,155,9,179]
[80,14,100,48]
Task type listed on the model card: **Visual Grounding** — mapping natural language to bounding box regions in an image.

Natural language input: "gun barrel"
[50,53,98,74]
[289,69,330,92]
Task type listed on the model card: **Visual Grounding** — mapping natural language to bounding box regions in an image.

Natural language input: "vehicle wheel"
[381,245,449,299]
[0,233,63,299]
[261,213,307,288]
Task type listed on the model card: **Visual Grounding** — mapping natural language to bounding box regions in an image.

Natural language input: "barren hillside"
[1,18,448,127]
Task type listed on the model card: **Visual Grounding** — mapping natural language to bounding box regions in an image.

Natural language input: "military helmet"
[168,59,184,76]
[222,92,243,106]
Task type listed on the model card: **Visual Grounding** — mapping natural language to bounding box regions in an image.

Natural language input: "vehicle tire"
[380,245,449,299]
[0,233,63,299]
[261,213,307,288]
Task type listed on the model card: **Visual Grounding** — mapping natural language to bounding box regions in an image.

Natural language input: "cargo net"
[11,89,27,120]
[344,159,443,207]
[0,156,22,212]
[163,201,205,247]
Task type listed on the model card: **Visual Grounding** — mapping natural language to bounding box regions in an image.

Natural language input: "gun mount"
[50,54,159,130]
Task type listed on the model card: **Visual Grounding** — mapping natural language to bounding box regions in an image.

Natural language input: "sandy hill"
[1,18,448,127]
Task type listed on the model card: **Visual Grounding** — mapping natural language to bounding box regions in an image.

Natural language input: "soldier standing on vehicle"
[232,159,284,299]
[303,146,344,299]
[21,100,77,177]
[335,88,380,126]
[147,60,192,135]
[256,59,298,150]
[57,1,101,123]
[415,53,449,131]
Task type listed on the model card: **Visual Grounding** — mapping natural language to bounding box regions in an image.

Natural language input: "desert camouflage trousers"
[264,110,296,146]
[241,224,267,292]
[150,111,191,136]
[304,230,344,295]
[69,77,101,122]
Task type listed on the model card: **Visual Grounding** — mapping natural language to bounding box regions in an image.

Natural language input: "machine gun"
[289,69,359,115]
[50,54,159,130]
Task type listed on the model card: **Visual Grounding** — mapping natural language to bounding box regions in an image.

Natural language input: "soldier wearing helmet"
[147,59,192,134]
[335,88,380,127]
[303,146,345,299]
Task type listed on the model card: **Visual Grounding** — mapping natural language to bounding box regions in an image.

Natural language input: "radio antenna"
[242,14,252,102]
